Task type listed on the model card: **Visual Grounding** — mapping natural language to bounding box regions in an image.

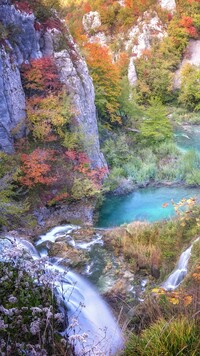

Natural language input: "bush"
[179,64,200,111]
[178,150,200,183]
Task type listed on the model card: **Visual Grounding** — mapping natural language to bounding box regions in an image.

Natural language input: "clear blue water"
[175,125,200,152]
[97,185,200,228]
[97,125,200,228]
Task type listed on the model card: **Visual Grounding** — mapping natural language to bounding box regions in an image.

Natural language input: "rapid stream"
[1,227,123,356]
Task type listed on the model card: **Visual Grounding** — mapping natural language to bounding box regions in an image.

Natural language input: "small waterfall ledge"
[162,237,200,290]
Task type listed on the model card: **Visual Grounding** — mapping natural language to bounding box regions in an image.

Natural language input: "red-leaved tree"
[19,148,57,188]
[21,57,61,96]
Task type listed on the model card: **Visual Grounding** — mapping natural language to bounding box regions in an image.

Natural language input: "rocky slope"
[0,0,106,169]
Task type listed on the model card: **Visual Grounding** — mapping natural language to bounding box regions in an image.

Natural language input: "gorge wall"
[0,0,106,169]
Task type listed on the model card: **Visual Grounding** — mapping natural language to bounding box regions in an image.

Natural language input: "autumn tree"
[26,92,72,142]
[19,148,57,188]
[83,43,121,124]
[179,64,200,111]
[21,57,61,97]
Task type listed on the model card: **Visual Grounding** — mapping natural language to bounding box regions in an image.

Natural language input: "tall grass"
[125,317,200,356]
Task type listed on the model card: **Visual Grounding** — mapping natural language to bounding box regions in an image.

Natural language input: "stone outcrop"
[0,0,41,152]
[128,57,138,87]
[0,49,26,152]
[0,1,106,169]
[82,11,101,33]
[125,11,166,86]
[173,40,200,89]
[55,46,106,169]
[125,11,166,58]
[159,0,176,12]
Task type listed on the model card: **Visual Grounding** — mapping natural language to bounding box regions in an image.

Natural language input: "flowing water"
[162,237,200,290]
[175,125,200,152]
[2,125,200,354]
[1,229,123,355]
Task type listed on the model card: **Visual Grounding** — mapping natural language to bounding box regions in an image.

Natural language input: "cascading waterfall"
[2,226,123,356]
[162,237,199,290]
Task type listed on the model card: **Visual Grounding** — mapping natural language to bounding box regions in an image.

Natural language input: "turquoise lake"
[175,125,200,152]
[97,125,200,228]
[97,186,200,227]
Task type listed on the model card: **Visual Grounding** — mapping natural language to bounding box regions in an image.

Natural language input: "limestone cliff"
[0,0,106,169]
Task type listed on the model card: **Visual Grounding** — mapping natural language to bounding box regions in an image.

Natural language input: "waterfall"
[2,227,123,355]
[162,237,199,290]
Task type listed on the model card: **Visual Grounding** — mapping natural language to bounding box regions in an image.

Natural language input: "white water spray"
[162,237,199,290]
[3,226,123,355]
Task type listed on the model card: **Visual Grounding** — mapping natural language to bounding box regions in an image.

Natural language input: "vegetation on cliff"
[0,1,200,354]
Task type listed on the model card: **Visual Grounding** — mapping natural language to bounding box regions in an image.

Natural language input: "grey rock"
[0,2,41,152]
[0,48,26,152]
[174,40,200,89]
[55,42,107,169]
[0,4,42,64]
[128,57,137,86]
[0,2,107,171]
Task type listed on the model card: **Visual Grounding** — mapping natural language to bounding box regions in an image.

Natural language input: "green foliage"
[155,141,180,158]
[102,134,130,167]
[124,317,199,356]
[124,160,157,185]
[0,153,29,228]
[178,150,200,184]
[0,183,29,228]
[179,64,200,111]
[62,131,79,150]
[140,97,173,145]
[169,106,200,124]
[26,92,72,142]
[118,77,143,124]
[102,166,126,191]
[71,177,100,200]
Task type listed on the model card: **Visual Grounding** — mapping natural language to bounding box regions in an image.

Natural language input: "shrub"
[179,64,200,111]
[139,97,173,145]
[178,150,200,183]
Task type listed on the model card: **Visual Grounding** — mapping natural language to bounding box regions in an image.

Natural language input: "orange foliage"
[83,2,91,12]
[117,52,129,76]
[65,150,108,186]
[179,16,198,38]
[21,57,61,96]
[20,148,57,187]
[180,16,193,28]
[83,42,121,123]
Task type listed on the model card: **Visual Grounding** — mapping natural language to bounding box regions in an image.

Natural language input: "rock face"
[125,11,166,58]
[159,0,176,12]
[174,40,200,89]
[125,11,166,86]
[0,1,41,152]
[0,1,106,169]
[0,49,26,152]
[55,47,106,169]
[128,58,138,87]
[82,11,101,33]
